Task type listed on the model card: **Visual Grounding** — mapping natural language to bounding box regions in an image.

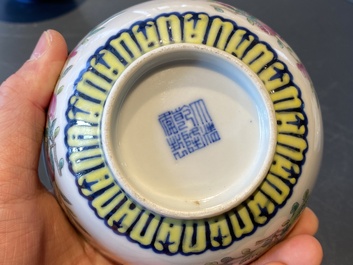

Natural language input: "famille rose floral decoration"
[44,1,323,264]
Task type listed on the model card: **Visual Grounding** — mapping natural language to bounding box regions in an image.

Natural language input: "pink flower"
[257,21,277,36]
[297,62,310,79]
[48,94,57,120]
[69,48,78,58]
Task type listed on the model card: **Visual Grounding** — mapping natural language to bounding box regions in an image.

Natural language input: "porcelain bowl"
[44,1,323,264]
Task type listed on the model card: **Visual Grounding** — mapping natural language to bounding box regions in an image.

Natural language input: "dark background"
[0,1,352,264]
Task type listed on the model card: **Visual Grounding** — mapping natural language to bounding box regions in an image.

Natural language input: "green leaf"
[290,202,300,215]
[53,126,60,139]
[49,150,55,169]
[58,158,64,170]
[303,189,310,201]
[49,119,57,136]
[213,6,224,13]
[247,17,256,25]
[282,220,290,227]
[277,38,284,48]
[56,85,64,95]
[60,65,73,79]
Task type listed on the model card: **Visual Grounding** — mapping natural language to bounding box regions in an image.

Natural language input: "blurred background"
[0,1,352,264]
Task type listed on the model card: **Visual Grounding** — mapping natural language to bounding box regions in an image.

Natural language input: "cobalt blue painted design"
[159,99,220,159]
[63,11,309,257]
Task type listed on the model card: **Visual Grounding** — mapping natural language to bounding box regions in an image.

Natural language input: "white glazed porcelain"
[45,1,323,264]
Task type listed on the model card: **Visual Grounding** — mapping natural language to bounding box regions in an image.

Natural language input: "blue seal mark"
[158,99,221,159]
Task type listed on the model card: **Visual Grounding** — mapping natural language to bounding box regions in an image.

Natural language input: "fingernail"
[30,30,52,60]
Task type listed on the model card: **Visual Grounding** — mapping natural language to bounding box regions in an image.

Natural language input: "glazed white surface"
[102,44,276,219]
[46,1,323,264]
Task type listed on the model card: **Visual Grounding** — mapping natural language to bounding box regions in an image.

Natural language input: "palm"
[2,188,114,265]
[0,30,113,265]
[0,30,322,265]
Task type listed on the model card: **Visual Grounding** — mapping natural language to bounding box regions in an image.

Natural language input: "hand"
[0,30,323,265]
[0,30,115,265]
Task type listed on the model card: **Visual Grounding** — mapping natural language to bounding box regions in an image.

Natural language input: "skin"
[0,30,323,265]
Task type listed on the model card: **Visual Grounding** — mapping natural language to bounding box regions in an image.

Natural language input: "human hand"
[0,30,115,265]
[0,30,322,265]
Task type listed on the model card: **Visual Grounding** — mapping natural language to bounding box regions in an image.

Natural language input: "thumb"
[0,30,67,201]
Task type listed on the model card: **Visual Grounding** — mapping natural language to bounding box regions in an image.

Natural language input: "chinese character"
[159,99,220,159]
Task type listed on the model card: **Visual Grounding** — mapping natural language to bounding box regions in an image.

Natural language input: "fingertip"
[287,207,319,238]
[14,29,68,109]
[28,29,67,61]
[305,207,319,234]
[290,234,323,265]
[289,235,323,264]
[306,235,324,265]
[46,29,68,60]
